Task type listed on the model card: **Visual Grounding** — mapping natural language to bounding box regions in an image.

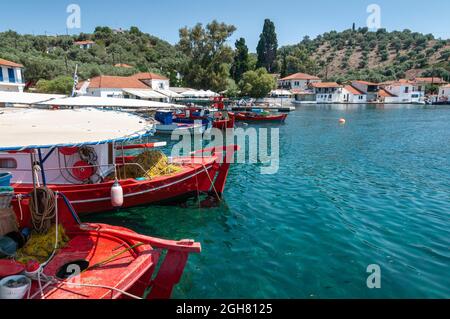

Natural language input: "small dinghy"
[230,110,287,123]
[155,110,206,135]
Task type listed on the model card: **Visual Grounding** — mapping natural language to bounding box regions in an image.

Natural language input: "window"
[404,86,409,93]
[0,158,17,169]
[8,68,15,83]
[0,67,3,82]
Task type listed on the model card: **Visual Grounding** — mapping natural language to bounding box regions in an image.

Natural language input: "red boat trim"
[69,164,214,204]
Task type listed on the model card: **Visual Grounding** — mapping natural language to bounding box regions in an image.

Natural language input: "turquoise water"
[86,104,450,299]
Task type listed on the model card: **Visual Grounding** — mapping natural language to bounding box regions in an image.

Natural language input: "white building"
[278,72,321,90]
[381,80,424,103]
[351,81,379,102]
[77,73,180,102]
[438,84,450,103]
[311,82,343,103]
[0,58,25,92]
[74,40,95,49]
[341,85,367,103]
[378,88,398,104]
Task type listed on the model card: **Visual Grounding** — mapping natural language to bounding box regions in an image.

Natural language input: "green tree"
[177,20,236,91]
[256,19,278,73]
[231,38,250,83]
[239,68,276,98]
[35,76,74,94]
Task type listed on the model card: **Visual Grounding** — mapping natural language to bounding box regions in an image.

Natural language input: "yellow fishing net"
[117,150,182,180]
[16,224,69,264]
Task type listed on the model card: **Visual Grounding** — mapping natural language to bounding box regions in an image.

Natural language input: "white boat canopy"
[0,108,154,151]
[122,88,167,100]
[0,92,66,105]
[38,95,183,110]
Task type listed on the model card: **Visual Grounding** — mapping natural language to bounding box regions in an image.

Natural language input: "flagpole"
[71,64,79,97]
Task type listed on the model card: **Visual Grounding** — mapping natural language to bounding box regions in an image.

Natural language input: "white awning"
[122,88,167,100]
[38,96,183,110]
[271,89,293,96]
[155,88,183,98]
[0,108,154,151]
[0,92,65,105]
[181,90,202,98]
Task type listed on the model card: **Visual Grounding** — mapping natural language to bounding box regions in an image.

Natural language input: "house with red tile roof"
[342,85,367,103]
[351,80,380,102]
[74,40,95,49]
[278,72,321,91]
[378,88,398,103]
[310,82,343,103]
[0,58,25,92]
[76,72,175,101]
[379,80,424,103]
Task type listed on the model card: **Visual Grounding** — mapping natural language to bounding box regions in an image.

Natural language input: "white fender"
[111,180,124,208]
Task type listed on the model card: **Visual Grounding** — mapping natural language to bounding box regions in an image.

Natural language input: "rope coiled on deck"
[29,187,56,234]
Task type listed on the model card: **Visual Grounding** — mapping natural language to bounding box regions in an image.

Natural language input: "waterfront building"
[278,72,321,90]
[380,80,424,103]
[351,81,379,102]
[378,88,398,103]
[438,84,450,103]
[0,58,25,92]
[341,85,367,103]
[311,82,343,103]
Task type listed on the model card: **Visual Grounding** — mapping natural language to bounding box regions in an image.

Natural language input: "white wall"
[279,79,320,90]
[384,85,424,103]
[0,66,24,92]
[438,87,450,100]
[87,88,124,98]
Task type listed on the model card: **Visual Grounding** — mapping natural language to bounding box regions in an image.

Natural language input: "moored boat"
[155,110,205,135]
[0,186,201,299]
[174,107,235,130]
[230,110,288,122]
[0,108,238,215]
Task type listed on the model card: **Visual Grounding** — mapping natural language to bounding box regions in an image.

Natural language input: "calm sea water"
[86,104,450,299]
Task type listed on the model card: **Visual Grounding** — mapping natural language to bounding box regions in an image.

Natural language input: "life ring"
[59,147,79,156]
[72,161,95,181]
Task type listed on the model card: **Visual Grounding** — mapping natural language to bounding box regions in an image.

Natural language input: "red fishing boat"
[174,107,235,130]
[0,108,238,215]
[230,111,287,122]
[0,188,201,299]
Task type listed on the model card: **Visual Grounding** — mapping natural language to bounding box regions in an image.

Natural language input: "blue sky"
[2,0,449,51]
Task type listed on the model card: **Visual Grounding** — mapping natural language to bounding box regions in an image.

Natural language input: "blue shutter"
[8,68,15,83]
[0,67,3,82]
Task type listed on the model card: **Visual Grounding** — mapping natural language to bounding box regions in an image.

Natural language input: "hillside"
[278,28,450,82]
[0,26,185,85]
[1,26,450,92]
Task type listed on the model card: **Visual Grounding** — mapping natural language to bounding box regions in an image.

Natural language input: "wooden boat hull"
[11,197,201,299]
[230,112,287,122]
[13,147,238,215]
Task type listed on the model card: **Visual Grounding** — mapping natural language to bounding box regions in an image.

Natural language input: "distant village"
[273,72,450,105]
[1,57,450,105]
